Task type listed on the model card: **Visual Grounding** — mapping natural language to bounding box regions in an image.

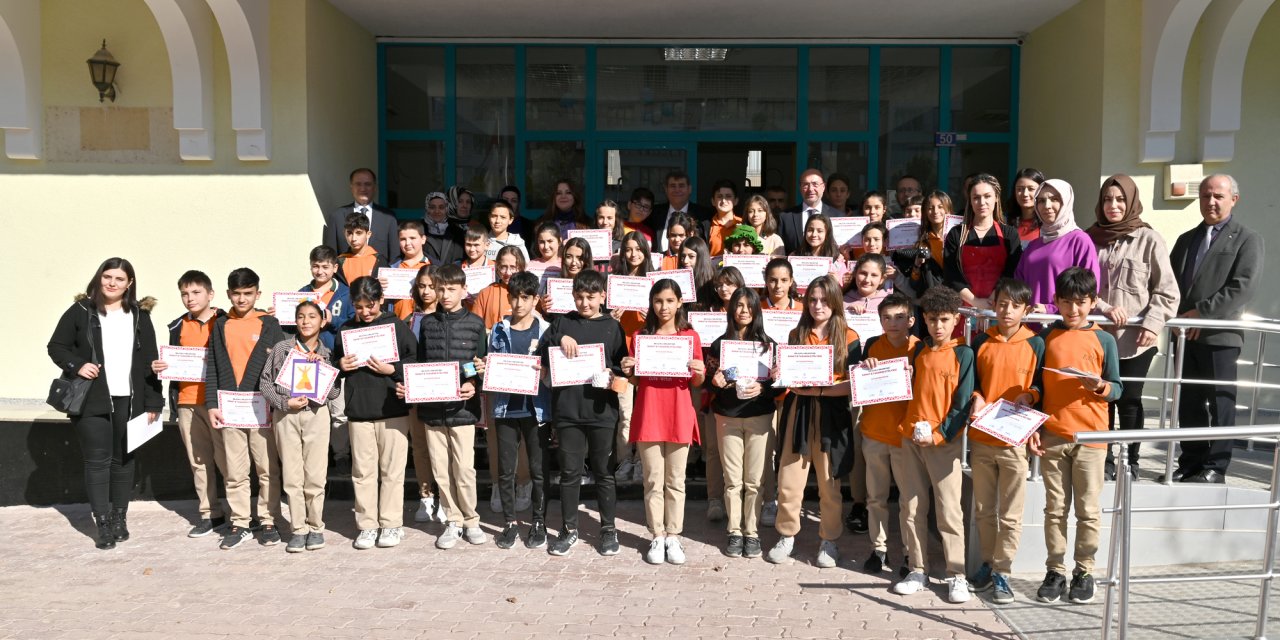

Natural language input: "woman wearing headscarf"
[1012,179,1099,313]
[423,191,465,265]
[445,185,475,233]
[1087,174,1180,480]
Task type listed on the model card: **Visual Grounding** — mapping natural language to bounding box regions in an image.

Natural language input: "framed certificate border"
[633,334,695,378]
[217,391,270,428]
[970,398,1051,446]
[548,344,607,387]
[775,344,834,387]
[482,354,541,396]
[157,345,207,382]
[404,362,461,403]
[340,324,401,364]
[848,357,913,407]
[607,275,651,312]
[648,268,697,303]
[721,254,769,288]
[718,340,773,381]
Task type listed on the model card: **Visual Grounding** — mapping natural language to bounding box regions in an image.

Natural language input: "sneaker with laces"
[816,540,840,569]
[665,537,686,565]
[515,482,532,512]
[766,536,794,564]
[724,534,744,558]
[259,524,281,546]
[863,550,887,573]
[946,576,971,603]
[760,501,778,527]
[353,529,378,550]
[188,516,225,538]
[525,521,547,549]
[436,523,462,550]
[286,534,306,553]
[742,537,762,558]
[463,526,488,545]
[644,537,666,564]
[305,531,325,550]
[548,529,578,556]
[376,527,403,548]
[219,526,251,550]
[495,523,520,549]
[892,571,928,595]
[707,499,727,522]
[845,503,868,534]
[597,530,620,556]
[1037,570,1068,603]
[992,573,1016,604]
[969,562,994,592]
[414,497,434,523]
[1069,570,1095,604]
[488,487,502,513]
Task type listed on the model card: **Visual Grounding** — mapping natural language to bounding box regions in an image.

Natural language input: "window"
[384,47,445,131]
[879,48,940,190]
[384,141,445,211]
[455,48,516,210]
[808,48,870,132]
[527,48,586,130]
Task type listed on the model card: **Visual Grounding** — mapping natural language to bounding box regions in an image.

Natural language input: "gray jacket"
[1169,215,1265,348]
[1094,227,1180,358]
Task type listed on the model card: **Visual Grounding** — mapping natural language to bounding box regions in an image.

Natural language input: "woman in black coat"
[47,257,163,549]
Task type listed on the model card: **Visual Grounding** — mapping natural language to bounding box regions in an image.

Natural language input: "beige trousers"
[349,417,409,530]
[890,436,966,577]
[970,441,1028,574]
[638,442,689,536]
[862,436,897,553]
[1041,433,1106,574]
[426,424,479,527]
[274,406,331,533]
[616,380,637,463]
[329,380,349,458]
[177,405,226,520]
[775,402,844,541]
[221,425,281,528]
[716,413,774,537]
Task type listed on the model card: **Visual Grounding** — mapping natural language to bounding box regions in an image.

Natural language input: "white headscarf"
[1034,179,1079,243]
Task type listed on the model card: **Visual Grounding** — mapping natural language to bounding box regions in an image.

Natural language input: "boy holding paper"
[337,212,390,286]
[1031,267,1122,606]
[205,268,286,550]
[967,278,1044,604]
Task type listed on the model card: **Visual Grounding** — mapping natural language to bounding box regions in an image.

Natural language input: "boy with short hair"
[299,245,355,475]
[205,268,286,549]
[891,286,974,603]
[485,202,529,262]
[415,264,490,550]
[461,226,491,268]
[387,220,430,319]
[1031,267,1122,606]
[152,270,227,538]
[338,212,389,285]
[968,278,1044,604]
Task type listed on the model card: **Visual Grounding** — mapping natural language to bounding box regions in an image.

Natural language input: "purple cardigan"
[1012,228,1100,313]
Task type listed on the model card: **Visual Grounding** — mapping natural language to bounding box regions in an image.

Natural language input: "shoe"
[946,576,972,603]
[1069,570,1096,604]
[305,531,325,550]
[188,517,224,538]
[1182,469,1225,484]
[219,526,251,550]
[489,487,502,513]
[549,529,578,556]
[415,497,434,523]
[353,529,378,550]
[109,507,130,542]
[525,521,547,549]
[845,503,868,534]
[863,550,887,573]
[707,499,727,522]
[992,573,1016,604]
[259,524,281,546]
[615,459,635,485]
[1036,570,1068,603]
[286,534,306,553]
[1157,468,1190,483]
[645,537,666,564]
[760,501,778,527]
[969,562,994,592]
[333,456,351,476]
[893,571,928,595]
[815,540,840,569]
[376,527,403,548]
[582,471,595,485]
[598,530,620,556]
[436,523,462,549]
[496,523,520,549]
[742,537,762,558]
[724,535,744,558]
[515,482,533,512]
[463,526,488,545]
[665,537,686,565]
[93,514,116,550]
[1104,460,1117,481]
[765,536,794,564]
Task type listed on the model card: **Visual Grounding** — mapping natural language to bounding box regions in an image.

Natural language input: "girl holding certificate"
[538,237,593,319]
[692,264,744,522]
[407,266,446,525]
[527,223,563,274]
[792,214,851,290]
[767,275,860,569]
[905,191,953,298]
[609,231,653,485]
[677,236,715,308]
[621,279,706,565]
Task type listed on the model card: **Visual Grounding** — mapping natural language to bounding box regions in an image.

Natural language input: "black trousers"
[555,423,616,533]
[1176,341,1240,474]
[72,396,134,515]
[495,416,548,523]
[1107,347,1159,466]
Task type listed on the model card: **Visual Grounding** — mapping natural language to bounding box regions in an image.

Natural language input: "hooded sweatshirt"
[1013,179,1101,313]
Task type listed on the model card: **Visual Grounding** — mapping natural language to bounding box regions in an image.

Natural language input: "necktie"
[1191,224,1214,279]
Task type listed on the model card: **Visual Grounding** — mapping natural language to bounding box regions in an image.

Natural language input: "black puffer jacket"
[47,296,164,419]
[416,307,488,427]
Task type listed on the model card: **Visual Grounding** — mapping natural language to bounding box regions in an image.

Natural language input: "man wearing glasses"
[888,175,923,219]
[778,169,846,254]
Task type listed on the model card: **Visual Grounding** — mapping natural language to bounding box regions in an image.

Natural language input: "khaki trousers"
[426,424,480,528]
[890,436,965,577]
[775,402,843,541]
[1041,433,1106,574]
[716,413,774,537]
[616,380,636,463]
[407,410,435,498]
[638,442,689,536]
[762,407,781,501]
[274,406,331,533]
[691,387,723,501]
[221,425,281,528]
[177,405,226,519]
[350,417,409,530]
[862,436,897,553]
[970,441,1028,574]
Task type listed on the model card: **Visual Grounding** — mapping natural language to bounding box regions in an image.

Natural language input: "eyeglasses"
[631,201,652,212]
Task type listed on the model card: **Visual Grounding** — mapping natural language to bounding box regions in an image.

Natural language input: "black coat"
[423,224,466,266]
[47,298,164,419]
[323,202,400,262]
[333,313,417,421]
[204,312,286,409]
[778,203,847,255]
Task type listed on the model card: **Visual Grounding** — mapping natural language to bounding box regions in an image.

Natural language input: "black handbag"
[47,308,98,416]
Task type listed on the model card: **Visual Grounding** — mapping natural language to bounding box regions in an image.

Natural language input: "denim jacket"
[488,316,550,423]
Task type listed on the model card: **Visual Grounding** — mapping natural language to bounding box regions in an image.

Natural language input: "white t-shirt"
[100,308,134,397]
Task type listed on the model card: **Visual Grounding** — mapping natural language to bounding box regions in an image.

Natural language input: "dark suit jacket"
[323,202,400,262]
[778,203,846,255]
[1169,215,1264,348]
[652,202,715,252]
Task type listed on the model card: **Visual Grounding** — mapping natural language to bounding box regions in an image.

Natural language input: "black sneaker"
[742,537,762,558]
[188,518,222,538]
[969,562,994,592]
[1036,570,1068,603]
[548,529,578,556]
[220,526,251,550]
[863,550,887,573]
[495,522,520,549]
[597,530,620,556]
[845,503,868,534]
[724,535,744,558]
[525,521,548,549]
[1069,570,1096,604]
[305,531,326,550]
[286,534,306,553]
[259,525,281,546]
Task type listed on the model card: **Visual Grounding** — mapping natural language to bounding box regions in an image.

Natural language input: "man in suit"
[652,170,714,253]
[1167,174,1264,483]
[777,169,847,254]
[323,168,400,262]
[422,191,465,265]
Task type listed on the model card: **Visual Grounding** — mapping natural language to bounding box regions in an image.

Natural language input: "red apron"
[959,223,1007,301]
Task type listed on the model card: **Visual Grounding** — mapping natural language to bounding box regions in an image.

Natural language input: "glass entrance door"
[599,142,693,208]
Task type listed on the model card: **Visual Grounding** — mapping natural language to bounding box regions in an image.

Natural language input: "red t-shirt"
[628,328,703,445]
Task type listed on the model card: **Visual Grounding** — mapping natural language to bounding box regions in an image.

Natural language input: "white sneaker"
[488,487,502,513]
[582,471,595,485]
[464,526,488,545]
[766,536,794,564]
[760,501,778,527]
[644,537,666,564]
[707,499,727,522]
[893,571,929,595]
[664,537,686,565]
[376,527,403,548]
[615,459,635,485]
[436,523,462,549]
[946,576,972,603]
[353,529,378,550]
[816,540,840,569]
[414,498,433,523]
[515,482,532,512]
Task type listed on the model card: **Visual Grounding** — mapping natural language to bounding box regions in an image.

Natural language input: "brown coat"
[1094,227,1180,358]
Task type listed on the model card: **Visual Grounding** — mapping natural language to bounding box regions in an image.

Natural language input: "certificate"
[845,311,884,339]
[649,268,697,302]
[762,309,802,345]
[126,412,164,453]
[688,311,729,345]
[340,323,400,365]
[788,256,833,291]
[464,264,496,295]
[548,344,606,387]
[544,278,576,314]
[649,254,664,270]
[273,292,319,326]
[886,219,921,250]
[217,391,270,428]
[722,254,769,288]
[634,334,695,378]
[775,345,834,387]
[848,357,913,406]
[482,354,541,396]
[567,228,613,259]
[378,267,419,300]
[830,216,870,248]
[404,362,461,403]
[719,340,773,380]
[273,357,339,402]
[1045,366,1101,380]
[157,345,206,382]
[971,399,1051,446]
[607,275,652,312]
[528,264,561,289]
[944,214,964,237]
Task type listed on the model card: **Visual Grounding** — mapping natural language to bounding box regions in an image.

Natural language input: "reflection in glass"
[806,142,870,197]
[384,47,446,130]
[948,143,1009,198]
[808,48,870,132]
[385,140,446,211]
[879,48,939,189]
[457,48,515,211]
[525,141,585,215]
[527,48,586,130]
[951,48,1012,133]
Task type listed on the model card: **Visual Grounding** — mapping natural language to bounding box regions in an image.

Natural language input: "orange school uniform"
[390,257,429,320]
[471,281,512,330]
[176,312,216,405]
[969,326,1044,447]
[858,334,921,446]
[900,338,974,445]
[1038,321,1123,448]
[223,310,267,386]
[338,245,385,286]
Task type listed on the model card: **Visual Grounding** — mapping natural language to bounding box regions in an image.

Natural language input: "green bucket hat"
[724,224,764,254]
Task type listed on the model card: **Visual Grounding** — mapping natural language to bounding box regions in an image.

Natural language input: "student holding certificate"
[406,265,446,525]
[608,231,653,487]
[538,237,593,319]
[762,258,800,311]
[791,214,852,290]
[621,279,706,566]
[766,275,860,569]
[692,264,746,521]
[385,220,430,320]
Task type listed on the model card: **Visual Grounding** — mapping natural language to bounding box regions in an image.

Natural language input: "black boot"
[94,514,116,550]
[109,507,130,542]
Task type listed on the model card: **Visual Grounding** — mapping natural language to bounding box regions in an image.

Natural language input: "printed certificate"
[774,345,834,387]
[886,219,921,250]
[971,399,1051,446]
[548,344,606,387]
[649,268,697,302]
[634,334,695,378]
[340,324,400,365]
[482,354,541,396]
[830,216,870,248]
[788,256,833,291]
[403,362,461,403]
[544,278,576,314]
[607,275,652,312]
[845,311,884,339]
[217,391,270,428]
[157,345,207,382]
[721,254,769,288]
[1045,366,1101,380]
[848,357,913,407]
[378,267,419,300]
[286,358,320,398]
[464,264,496,295]
[688,311,729,345]
[762,309,803,346]
[273,292,319,326]
[719,340,773,380]
[567,228,613,259]
[944,214,964,237]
